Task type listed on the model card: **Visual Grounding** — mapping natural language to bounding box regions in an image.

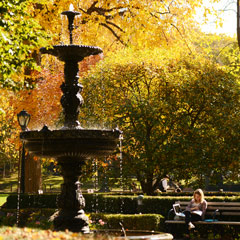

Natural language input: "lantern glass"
[17,110,30,131]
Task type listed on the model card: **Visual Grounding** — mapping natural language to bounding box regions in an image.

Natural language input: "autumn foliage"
[0,0,239,193]
[82,46,240,193]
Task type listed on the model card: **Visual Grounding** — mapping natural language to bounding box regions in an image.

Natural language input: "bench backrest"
[175,201,240,216]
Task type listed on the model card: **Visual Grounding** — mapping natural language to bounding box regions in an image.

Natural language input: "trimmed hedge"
[5,194,240,219]
[0,207,164,232]
[91,213,164,231]
[5,194,58,209]
[4,194,179,216]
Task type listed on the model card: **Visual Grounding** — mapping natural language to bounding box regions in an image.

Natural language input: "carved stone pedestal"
[53,209,90,233]
[52,156,90,233]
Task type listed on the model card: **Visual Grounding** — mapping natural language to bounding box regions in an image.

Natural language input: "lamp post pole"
[17,110,31,194]
[20,143,25,193]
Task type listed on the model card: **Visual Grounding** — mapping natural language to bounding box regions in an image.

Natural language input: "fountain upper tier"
[21,128,122,158]
[40,45,103,62]
[40,7,102,62]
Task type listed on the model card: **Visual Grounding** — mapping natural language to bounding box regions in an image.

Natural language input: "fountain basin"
[20,128,122,158]
[93,230,173,240]
[21,127,122,233]
[40,45,103,62]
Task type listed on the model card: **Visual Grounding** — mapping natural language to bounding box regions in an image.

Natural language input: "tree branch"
[86,1,98,14]
[106,20,125,32]
[171,23,193,54]
[100,22,126,46]
[216,42,236,59]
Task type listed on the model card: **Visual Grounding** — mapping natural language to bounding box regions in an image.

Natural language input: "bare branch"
[78,8,87,14]
[88,1,98,12]
[106,21,125,32]
[99,22,126,46]
[94,6,126,13]
[171,23,193,54]
[216,42,236,58]
[86,1,126,16]
[78,1,97,14]
[162,30,169,44]
[156,11,171,15]
[219,8,237,13]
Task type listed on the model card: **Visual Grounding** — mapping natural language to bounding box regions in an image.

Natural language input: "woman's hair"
[193,188,204,203]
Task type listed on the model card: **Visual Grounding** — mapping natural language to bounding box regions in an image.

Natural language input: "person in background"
[184,189,207,236]
[159,176,169,192]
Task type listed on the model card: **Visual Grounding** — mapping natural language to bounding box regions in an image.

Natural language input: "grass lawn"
[0,172,97,193]
[0,194,8,207]
[0,172,63,193]
[0,173,18,193]
[42,174,63,192]
[0,171,136,194]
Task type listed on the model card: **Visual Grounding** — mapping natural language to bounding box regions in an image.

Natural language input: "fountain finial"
[61,5,81,44]
[69,3,74,11]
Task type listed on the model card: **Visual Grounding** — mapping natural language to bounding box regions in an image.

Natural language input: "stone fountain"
[20,7,121,233]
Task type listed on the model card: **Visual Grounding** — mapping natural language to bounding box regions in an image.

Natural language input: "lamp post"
[17,110,30,131]
[17,110,30,193]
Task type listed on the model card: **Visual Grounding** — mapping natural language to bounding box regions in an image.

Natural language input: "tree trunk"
[139,175,155,195]
[3,163,5,178]
[24,153,42,193]
[237,0,240,48]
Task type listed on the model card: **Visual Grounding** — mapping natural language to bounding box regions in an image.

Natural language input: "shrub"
[0,208,55,228]
[90,213,164,231]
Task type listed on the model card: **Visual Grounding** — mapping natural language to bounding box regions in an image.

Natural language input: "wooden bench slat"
[167,201,240,226]
[207,206,240,210]
[177,201,240,206]
[204,211,240,216]
[172,211,240,216]
[165,220,240,225]
[179,207,240,211]
[221,212,240,216]
[212,202,240,206]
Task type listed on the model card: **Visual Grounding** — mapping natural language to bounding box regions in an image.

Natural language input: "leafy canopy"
[0,0,49,90]
[32,0,220,50]
[81,46,240,193]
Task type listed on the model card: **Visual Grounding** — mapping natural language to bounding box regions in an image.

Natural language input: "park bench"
[165,201,240,237]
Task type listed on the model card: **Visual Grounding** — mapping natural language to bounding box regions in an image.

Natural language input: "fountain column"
[61,61,83,129]
[53,156,89,233]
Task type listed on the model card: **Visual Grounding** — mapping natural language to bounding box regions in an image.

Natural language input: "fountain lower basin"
[20,127,122,233]
[93,230,173,240]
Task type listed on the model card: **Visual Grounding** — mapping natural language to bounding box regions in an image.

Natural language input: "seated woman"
[185,189,207,232]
